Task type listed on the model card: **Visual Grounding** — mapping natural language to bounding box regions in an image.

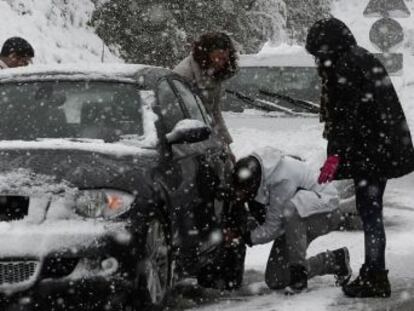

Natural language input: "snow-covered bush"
[286,0,332,43]
[92,0,330,67]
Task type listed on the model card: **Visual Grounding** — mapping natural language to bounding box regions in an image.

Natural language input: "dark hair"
[1,37,34,58]
[192,32,238,81]
[232,156,262,192]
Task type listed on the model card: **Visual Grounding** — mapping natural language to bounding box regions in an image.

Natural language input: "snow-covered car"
[223,51,321,114]
[0,64,242,310]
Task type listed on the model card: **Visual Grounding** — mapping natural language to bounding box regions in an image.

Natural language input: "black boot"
[332,247,352,286]
[285,264,308,295]
[343,264,391,298]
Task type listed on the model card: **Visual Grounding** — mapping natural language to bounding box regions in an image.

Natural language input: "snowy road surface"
[172,112,414,311]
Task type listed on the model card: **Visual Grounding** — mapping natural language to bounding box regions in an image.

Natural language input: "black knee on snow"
[265,271,288,290]
[265,278,286,290]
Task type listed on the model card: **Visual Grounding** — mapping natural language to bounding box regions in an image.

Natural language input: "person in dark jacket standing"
[305,18,414,298]
[0,37,34,69]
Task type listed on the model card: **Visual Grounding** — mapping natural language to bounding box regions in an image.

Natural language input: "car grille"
[0,261,39,285]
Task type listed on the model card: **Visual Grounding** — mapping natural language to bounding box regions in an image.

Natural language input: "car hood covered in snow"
[0,139,159,195]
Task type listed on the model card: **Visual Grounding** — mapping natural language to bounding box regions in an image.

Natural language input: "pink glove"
[318,155,340,184]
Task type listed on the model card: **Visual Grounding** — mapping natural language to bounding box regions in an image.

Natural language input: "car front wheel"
[138,217,171,310]
[116,215,172,311]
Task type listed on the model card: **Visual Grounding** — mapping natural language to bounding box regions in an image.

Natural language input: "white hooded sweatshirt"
[249,147,339,245]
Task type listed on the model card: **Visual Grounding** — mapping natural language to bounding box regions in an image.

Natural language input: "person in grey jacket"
[174,32,238,147]
[228,147,352,294]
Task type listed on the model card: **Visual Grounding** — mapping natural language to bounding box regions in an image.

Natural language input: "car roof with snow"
[239,53,316,68]
[239,44,316,68]
[0,63,173,87]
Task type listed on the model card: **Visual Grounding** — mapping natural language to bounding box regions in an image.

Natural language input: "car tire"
[197,243,246,291]
[118,213,172,311]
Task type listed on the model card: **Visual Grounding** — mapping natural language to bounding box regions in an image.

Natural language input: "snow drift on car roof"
[0,64,151,82]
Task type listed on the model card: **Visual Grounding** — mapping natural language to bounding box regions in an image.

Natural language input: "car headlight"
[75,189,134,219]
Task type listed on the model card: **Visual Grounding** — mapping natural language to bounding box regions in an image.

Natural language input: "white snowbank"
[239,54,315,68]
[239,40,315,68]
[239,51,315,68]
[0,0,120,64]
[258,42,307,56]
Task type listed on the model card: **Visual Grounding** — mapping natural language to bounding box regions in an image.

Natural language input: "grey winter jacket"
[249,147,339,245]
[173,54,233,144]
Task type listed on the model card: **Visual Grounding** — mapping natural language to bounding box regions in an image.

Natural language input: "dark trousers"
[354,177,388,270]
[264,203,343,289]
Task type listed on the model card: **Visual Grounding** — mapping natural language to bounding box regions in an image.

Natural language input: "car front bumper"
[0,219,135,302]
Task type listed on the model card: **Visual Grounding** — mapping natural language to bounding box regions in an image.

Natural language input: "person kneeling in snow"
[228,147,352,294]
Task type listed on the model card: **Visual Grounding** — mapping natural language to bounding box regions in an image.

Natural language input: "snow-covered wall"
[0,0,121,64]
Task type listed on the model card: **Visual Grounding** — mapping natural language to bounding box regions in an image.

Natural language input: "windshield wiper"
[259,89,320,114]
[225,89,319,116]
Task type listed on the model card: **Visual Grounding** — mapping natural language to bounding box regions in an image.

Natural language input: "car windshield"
[0,81,143,141]
[227,67,320,102]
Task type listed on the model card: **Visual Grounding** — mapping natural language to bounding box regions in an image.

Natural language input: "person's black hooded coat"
[306,18,414,179]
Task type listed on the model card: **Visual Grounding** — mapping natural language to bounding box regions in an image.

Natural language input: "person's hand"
[318,155,340,184]
[223,228,241,247]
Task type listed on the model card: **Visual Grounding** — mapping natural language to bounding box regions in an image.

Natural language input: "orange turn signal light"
[106,195,123,210]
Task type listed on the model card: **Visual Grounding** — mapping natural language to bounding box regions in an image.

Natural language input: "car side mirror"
[166,119,211,145]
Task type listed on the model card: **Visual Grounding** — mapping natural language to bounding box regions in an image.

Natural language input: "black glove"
[242,231,253,247]
[223,228,242,248]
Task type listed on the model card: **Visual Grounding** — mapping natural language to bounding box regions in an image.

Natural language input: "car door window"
[172,80,205,123]
[158,80,185,133]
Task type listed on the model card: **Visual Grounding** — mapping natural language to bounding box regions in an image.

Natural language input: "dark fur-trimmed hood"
[305,18,357,58]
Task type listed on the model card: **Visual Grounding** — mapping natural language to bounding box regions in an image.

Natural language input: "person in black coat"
[305,18,414,298]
